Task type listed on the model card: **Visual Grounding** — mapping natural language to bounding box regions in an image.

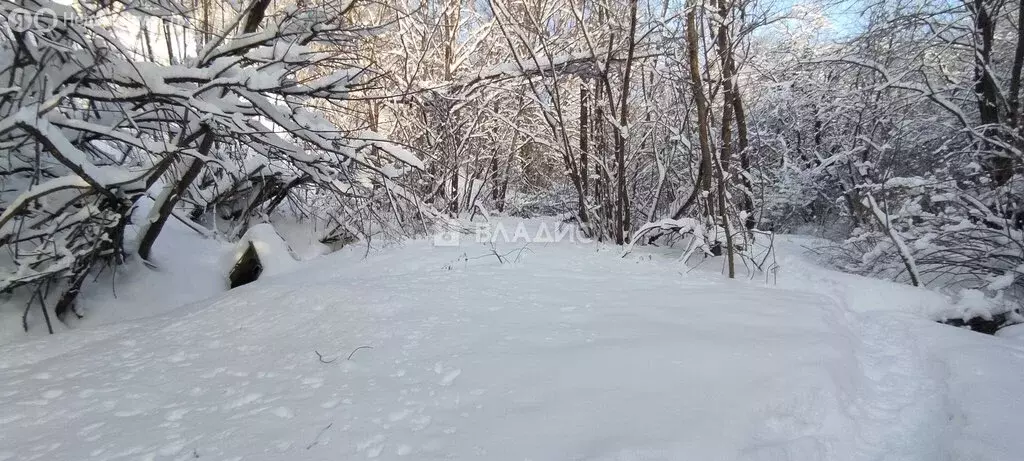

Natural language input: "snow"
[351,131,425,171]
[3,107,138,190]
[1,219,1023,460]
[995,323,1024,342]
[0,175,89,227]
[230,223,300,277]
[883,176,931,189]
[987,272,1016,291]
[64,199,228,333]
[473,52,603,82]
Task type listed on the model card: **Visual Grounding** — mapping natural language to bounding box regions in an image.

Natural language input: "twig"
[306,423,333,450]
[347,345,373,360]
[465,244,531,265]
[314,350,336,363]
[315,345,373,363]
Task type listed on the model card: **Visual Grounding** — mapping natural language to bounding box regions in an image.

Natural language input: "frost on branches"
[0,0,427,332]
[4,0,1024,334]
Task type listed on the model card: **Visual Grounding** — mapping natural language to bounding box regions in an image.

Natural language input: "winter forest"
[3,0,1024,459]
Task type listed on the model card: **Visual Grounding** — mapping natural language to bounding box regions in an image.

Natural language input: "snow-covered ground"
[2,218,1023,461]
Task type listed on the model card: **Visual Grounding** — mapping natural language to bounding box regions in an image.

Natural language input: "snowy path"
[846,314,948,460]
[2,221,1023,461]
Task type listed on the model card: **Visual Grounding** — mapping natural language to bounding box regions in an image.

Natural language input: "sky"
[771,0,869,38]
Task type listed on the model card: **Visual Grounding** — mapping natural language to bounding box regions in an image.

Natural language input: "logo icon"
[6,8,58,33]
[8,8,33,32]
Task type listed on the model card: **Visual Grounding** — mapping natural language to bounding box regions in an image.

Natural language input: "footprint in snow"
[439,369,462,386]
[388,409,411,422]
[166,351,188,363]
[409,415,432,431]
[272,406,294,419]
[321,399,341,409]
[301,377,324,389]
[158,441,185,457]
[357,435,386,457]
[165,409,190,421]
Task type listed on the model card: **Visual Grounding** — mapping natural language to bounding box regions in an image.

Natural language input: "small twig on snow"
[465,244,531,265]
[347,345,373,360]
[314,350,336,363]
[306,422,333,449]
[315,345,373,363]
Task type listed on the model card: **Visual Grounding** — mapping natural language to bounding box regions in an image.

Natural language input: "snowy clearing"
[1,219,1023,461]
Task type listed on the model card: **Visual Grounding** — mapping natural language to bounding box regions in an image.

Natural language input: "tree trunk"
[614,0,639,244]
[580,80,590,224]
[732,66,755,230]
[162,18,175,65]
[676,0,713,222]
[1009,1,1024,127]
[449,168,459,215]
[716,0,736,278]
[970,0,1012,184]
[137,130,213,260]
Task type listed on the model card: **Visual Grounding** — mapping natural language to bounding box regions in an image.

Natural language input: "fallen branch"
[347,345,373,360]
[314,350,336,363]
[315,345,373,363]
[306,423,333,450]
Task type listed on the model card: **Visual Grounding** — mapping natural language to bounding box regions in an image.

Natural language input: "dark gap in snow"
[229,243,263,288]
[939,310,1021,335]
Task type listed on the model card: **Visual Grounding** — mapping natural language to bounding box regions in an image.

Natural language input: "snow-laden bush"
[834,176,1024,298]
[0,0,433,332]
